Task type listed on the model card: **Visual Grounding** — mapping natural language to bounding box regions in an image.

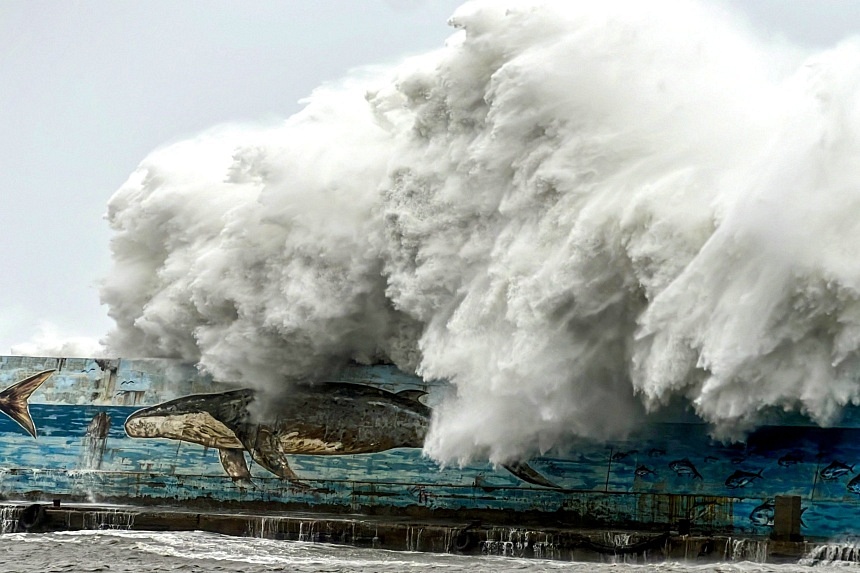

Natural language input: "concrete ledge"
[0,501,815,564]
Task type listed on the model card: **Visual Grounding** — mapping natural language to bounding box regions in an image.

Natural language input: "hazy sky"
[0,0,463,353]
[1,0,859,355]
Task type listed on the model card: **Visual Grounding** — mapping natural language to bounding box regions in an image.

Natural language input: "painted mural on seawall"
[0,354,859,538]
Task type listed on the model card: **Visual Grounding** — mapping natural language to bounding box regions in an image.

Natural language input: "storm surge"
[100,0,860,466]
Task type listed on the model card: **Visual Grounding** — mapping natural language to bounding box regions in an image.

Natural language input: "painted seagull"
[124,384,562,489]
[0,370,56,438]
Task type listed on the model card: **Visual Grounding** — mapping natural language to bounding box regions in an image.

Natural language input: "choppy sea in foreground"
[0,530,854,573]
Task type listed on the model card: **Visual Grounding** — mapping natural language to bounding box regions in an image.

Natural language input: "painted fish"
[611,449,638,462]
[669,458,703,480]
[703,456,719,464]
[820,460,855,481]
[847,474,860,494]
[750,499,807,527]
[125,384,562,489]
[725,469,763,489]
[778,452,804,467]
[501,461,562,489]
[634,465,656,477]
[0,370,56,438]
[749,499,774,526]
[648,448,666,458]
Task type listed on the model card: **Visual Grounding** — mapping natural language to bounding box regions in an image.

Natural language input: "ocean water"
[0,530,852,573]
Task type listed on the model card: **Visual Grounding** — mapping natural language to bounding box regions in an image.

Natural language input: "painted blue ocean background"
[0,401,859,537]
[1,358,860,537]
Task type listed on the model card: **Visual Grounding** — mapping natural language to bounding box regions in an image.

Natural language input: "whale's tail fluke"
[503,461,563,489]
[0,370,56,438]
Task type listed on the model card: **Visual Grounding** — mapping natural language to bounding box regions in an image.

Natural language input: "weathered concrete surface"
[0,501,817,564]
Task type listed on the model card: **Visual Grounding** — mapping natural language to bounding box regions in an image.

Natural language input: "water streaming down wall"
[725,538,769,563]
[600,533,638,564]
[80,510,135,530]
[0,507,20,534]
[476,528,677,563]
[531,537,560,561]
[654,536,772,563]
[245,516,286,540]
[297,520,317,543]
[800,541,860,565]
[0,504,132,534]
[236,513,464,554]
[480,528,520,557]
[405,525,423,552]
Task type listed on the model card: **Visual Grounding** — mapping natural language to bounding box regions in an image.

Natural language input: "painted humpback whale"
[0,370,56,438]
[124,383,561,489]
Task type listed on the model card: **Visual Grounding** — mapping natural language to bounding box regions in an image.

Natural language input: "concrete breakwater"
[0,501,828,564]
[2,356,860,548]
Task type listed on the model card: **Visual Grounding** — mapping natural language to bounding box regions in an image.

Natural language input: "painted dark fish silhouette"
[669,458,702,480]
[703,456,719,463]
[725,469,763,489]
[647,448,666,458]
[125,384,561,489]
[501,461,562,489]
[749,499,807,527]
[749,499,775,526]
[634,465,656,477]
[778,452,804,467]
[820,460,854,481]
[611,449,638,462]
[0,370,55,438]
[848,474,860,494]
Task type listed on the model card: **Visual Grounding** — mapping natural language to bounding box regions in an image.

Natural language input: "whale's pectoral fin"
[256,452,300,480]
[243,430,314,491]
[218,448,254,488]
[253,453,315,492]
[502,461,563,489]
[0,369,56,438]
[397,389,428,403]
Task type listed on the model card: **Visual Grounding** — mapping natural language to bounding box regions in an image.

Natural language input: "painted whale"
[124,383,561,489]
[0,370,56,438]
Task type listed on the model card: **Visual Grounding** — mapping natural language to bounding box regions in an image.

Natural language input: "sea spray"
[102,81,421,402]
[101,0,860,466]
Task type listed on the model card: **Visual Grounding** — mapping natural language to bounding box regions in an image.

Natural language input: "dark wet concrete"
[0,501,814,563]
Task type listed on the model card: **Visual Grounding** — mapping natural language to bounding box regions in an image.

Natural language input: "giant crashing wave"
[100,0,860,467]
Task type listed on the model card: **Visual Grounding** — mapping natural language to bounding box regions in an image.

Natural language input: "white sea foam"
[1,530,857,572]
[101,0,860,464]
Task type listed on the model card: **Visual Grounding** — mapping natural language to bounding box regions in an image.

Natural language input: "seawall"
[1,355,860,542]
[0,501,819,564]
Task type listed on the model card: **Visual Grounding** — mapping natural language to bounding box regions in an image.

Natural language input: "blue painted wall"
[0,355,858,539]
